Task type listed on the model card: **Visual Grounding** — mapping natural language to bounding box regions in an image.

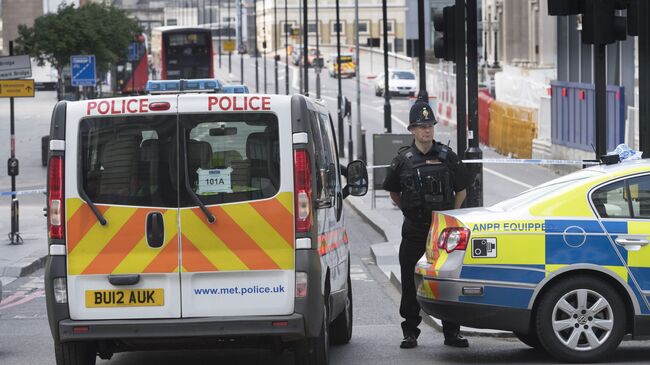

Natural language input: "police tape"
[366,158,601,169]
[0,188,46,197]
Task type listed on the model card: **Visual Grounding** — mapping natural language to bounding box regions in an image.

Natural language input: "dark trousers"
[399,218,461,339]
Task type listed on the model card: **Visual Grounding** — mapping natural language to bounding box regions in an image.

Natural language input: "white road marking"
[484,167,533,189]
[350,265,373,282]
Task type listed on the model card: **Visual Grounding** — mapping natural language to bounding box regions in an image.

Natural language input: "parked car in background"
[374,69,417,97]
[327,53,356,78]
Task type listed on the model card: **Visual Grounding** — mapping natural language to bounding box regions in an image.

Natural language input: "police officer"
[383,100,470,349]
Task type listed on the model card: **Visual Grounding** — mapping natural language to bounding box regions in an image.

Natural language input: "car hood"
[390,79,417,88]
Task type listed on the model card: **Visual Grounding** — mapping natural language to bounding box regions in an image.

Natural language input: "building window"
[356,20,370,35]
[281,21,297,35]
[308,22,319,34]
[379,19,395,34]
[167,19,178,26]
[331,21,346,35]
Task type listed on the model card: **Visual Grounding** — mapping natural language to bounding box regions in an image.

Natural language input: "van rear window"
[79,115,178,207]
[180,113,280,205]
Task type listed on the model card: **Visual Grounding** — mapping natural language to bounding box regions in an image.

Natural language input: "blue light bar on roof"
[146,80,180,93]
[146,79,222,94]
[183,79,222,91]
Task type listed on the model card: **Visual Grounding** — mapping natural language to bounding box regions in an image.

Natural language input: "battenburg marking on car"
[415,160,650,363]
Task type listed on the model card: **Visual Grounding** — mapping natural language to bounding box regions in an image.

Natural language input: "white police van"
[45,79,368,365]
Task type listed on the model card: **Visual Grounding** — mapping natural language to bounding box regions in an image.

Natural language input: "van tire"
[535,276,626,363]
[514,331,541,349]
[55,341,97,365]
[295,303,329,365]
[42,135,49,167]
[330,270,353,345]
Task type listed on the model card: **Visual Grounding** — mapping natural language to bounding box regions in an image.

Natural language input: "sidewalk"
[0,194,48,288]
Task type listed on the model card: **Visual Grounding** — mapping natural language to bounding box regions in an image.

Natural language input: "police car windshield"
[492,170,603,210]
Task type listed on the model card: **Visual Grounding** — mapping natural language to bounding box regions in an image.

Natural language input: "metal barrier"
[489,101,538,158]
[478,90,493,145]
[371,133,413,208]
[550,81,625,152]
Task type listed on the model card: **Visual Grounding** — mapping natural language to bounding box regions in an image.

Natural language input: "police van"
[44,79,368,365]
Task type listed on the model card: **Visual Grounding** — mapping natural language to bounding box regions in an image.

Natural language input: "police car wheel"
[330,270,353,345]
[535,276,626,363]
[54,341,97,365]
[295,303,330,365]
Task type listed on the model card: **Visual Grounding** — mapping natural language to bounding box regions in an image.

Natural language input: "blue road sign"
[128,43,139,62]
[71,55,96,86]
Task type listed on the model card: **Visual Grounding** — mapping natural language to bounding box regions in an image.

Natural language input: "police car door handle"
[615,237,650,246]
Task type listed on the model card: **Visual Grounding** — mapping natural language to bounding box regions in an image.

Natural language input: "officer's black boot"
[442,321,469,348]
[400,335,418,349]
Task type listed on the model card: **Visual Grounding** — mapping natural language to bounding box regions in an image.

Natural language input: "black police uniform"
[383,101,470,348]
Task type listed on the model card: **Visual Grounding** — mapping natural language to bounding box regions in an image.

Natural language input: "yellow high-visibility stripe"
[276,192,294,214]
[68,207,138,275]
[66,198,84,220]
[114,210,179,273]
[180,210,248,271]
[222,203,294,269]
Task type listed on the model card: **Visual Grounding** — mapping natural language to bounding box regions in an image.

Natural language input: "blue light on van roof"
[146,79,222,94]
[146,80,180,93]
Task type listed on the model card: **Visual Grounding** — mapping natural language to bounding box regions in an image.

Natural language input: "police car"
[415,159,650,363]
[44,79,368,365]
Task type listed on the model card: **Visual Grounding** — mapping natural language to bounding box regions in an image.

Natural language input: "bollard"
[10,198,22,244]
[360,128,367,164]
[465,146,483,208]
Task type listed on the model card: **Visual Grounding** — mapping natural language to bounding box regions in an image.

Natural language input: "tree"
[14,3,140,99]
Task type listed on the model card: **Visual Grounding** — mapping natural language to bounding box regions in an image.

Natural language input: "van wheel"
[54,341,97,365]
[535,276,626,363]
[514,331,541,349]
[295,303,329,365]
[330,271,353,345]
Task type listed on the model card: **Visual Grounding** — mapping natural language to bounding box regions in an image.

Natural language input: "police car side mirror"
[343,160,368,198]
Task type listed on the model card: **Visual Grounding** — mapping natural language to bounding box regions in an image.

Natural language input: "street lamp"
[274,0,279,94]
[302,0,309,96]
[285,0,289,94]
[336,0,344,154]
[263,0,267,93]
[228,0,232,73]
[315,0,321,98]
[218,0,222,68]
[382,0,391,133]
[255,0,259,92]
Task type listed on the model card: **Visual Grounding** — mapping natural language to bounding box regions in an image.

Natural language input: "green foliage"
[15,3,140,78]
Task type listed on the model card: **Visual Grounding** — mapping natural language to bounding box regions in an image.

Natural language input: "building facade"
[1,0,43,55]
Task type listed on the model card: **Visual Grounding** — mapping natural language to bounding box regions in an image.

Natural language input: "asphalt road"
[4,208,650,364]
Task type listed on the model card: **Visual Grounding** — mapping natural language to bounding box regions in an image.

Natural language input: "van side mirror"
[343,160,368,198]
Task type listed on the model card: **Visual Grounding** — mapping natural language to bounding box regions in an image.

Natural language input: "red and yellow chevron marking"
[425,213,463,270]
[66,198,180,276]
[180,192,295,272]
[317,228,348,257]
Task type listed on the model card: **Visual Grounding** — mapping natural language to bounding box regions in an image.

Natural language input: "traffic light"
[433,6,456,62]
[547,0,631,45]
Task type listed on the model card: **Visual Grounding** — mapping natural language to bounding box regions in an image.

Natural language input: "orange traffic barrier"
[488,101,538,158]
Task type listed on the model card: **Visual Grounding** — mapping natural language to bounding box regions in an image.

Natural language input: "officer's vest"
[398,144,454,221]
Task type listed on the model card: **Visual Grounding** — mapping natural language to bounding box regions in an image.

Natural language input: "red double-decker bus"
[151,26,214,80]
[114,34,149,94]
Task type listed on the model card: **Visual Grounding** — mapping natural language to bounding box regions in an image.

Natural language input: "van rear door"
[65,96,181,320]
[177,94,295,317]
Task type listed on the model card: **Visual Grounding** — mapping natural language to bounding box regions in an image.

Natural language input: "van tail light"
[293,149,312,233]
[48,155,65,240]
[438,227,470,253]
